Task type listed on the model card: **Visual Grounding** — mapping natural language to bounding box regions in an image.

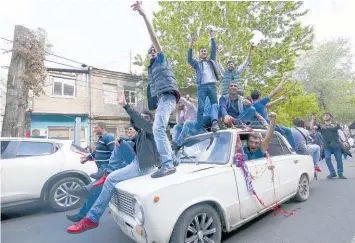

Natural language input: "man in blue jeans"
[66,93,160,233]
[188,28,220,132]
[132,2,180,178]
[310,113,349,179]
[220,81,267,126]
[250,76,297,150]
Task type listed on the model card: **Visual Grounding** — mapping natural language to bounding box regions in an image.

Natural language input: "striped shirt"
[86,133,115,165]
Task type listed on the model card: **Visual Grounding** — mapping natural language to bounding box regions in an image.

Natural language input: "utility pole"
[2,26,30,137]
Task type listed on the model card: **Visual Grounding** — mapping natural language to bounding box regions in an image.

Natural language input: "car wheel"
[48,177,86,212]
[170,204,222,243]
[293,174,310,202]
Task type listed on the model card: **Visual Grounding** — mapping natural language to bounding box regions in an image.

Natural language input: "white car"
[1,137,97,213]
[109,129,314,243]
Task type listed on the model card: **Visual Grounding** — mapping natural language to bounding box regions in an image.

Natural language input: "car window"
[1,140,16,159]
[267,134,290,157]
[16,142,54,157]
[178,132,231,164]
[1,140,10,154]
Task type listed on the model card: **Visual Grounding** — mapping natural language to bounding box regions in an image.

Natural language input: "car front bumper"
[109,202,148,243]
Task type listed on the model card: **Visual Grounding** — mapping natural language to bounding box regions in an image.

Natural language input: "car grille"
[111,190,134,217]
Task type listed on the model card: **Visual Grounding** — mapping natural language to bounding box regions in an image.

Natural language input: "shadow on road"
[1,205,53,221]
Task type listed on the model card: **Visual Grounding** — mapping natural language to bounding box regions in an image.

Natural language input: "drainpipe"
[88,66,92,146]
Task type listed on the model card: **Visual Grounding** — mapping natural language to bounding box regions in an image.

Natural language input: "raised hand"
[269,112,277,120]
[131,1,145,16]
[117,92,127,106]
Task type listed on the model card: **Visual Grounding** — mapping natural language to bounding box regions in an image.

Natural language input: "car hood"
[115,163,232,196]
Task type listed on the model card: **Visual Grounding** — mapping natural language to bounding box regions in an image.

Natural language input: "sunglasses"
[229,85,238,88]
[148,48,156,54]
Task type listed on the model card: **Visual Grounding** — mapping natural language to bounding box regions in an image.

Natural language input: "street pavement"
[2,150,355,243]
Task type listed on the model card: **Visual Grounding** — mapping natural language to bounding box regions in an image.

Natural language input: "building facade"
[29,68,144,147]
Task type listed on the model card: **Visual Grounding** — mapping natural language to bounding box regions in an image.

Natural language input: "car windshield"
[177,132,232,165]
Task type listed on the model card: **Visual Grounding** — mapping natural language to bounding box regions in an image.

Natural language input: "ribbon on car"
[229,118,296,217]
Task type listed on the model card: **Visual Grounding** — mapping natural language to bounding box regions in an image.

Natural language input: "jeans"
[105,141,135,174]
[87,158,152,223]
[173,120,206,146]
[78,185,103,217]
[153,93,176,167]
[324,147,344,175]
[275,125,297,151]
[305,144,321,166]
[197,83,218,125]
[231,106,257,125]
[172,124,183,144]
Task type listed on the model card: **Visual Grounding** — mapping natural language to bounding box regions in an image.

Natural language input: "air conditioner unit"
[31,129,47,137]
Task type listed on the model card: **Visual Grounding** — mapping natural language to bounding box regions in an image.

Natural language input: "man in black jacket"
[66,92,159,233]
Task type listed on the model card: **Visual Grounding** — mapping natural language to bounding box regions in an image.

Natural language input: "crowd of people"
[65,2,352,234]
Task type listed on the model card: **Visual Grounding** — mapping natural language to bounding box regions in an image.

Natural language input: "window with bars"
[124,86,136,105]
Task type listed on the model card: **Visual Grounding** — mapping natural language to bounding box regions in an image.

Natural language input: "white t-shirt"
[201,61,217,84]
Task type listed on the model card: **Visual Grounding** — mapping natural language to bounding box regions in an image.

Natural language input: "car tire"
[48,177,86,212]
[170,204,222,243]
[293,174,310,202]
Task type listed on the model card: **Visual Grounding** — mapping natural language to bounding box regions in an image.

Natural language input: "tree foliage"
[150,1,318,125]
[294,38,355,123]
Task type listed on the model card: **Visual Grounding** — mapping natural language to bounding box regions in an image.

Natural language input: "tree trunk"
[1,25,30,137]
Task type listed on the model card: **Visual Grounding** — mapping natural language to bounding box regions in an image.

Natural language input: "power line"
[45,59,82,69]
[1,36,88,66]
[0,37,12,42]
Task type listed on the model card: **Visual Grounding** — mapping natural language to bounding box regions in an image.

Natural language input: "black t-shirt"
[316,123,341,149]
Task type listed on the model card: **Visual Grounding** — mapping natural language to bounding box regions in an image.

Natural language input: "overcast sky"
[1,0,354,80]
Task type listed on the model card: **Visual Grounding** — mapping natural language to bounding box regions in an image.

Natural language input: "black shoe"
[173,160,179,167]
[151,166,176,178]
[90,170,104,180]
[171,141,180,151]
[67,187,89,199]
[211,121,220,132]
[327,174,337,179]
[338,175,347,179]
[66,214,83,223]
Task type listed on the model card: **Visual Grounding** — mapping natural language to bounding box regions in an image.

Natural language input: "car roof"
[0,137,74,144]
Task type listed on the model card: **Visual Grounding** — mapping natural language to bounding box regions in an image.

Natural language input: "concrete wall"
[33,73,89,115]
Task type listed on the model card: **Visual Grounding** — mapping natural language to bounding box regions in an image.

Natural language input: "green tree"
[151,1,318,125]
[294,38,355,123]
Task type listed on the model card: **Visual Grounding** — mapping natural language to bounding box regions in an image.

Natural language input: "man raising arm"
[132,1,180,178]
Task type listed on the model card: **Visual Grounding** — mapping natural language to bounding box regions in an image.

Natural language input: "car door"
[268,133,298,201]
[1,140,64,204]
[232,133,276,221]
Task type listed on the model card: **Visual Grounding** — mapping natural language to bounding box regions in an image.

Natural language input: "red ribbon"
[229,117,296,217]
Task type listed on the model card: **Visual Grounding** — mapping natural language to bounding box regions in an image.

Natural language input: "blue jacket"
[219,95,245,118]
[147,52,180,110]
[86,133,115,166]
[188,38,221,85]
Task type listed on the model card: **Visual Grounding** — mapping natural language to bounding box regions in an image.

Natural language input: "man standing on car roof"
[132,1,181,178]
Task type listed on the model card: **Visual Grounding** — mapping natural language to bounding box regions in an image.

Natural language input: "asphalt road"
[2,150,355,243]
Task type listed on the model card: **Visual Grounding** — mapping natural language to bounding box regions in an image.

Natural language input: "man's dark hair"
[245,96,253,102]
[251,90,261,100]
[142,110,154,122]
[293,117,304,127]
[96,122,106,130]
[248,133,261,140]
[323,112,333,118]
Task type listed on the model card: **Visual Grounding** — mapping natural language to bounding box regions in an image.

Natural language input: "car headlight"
[133,197,144,225]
